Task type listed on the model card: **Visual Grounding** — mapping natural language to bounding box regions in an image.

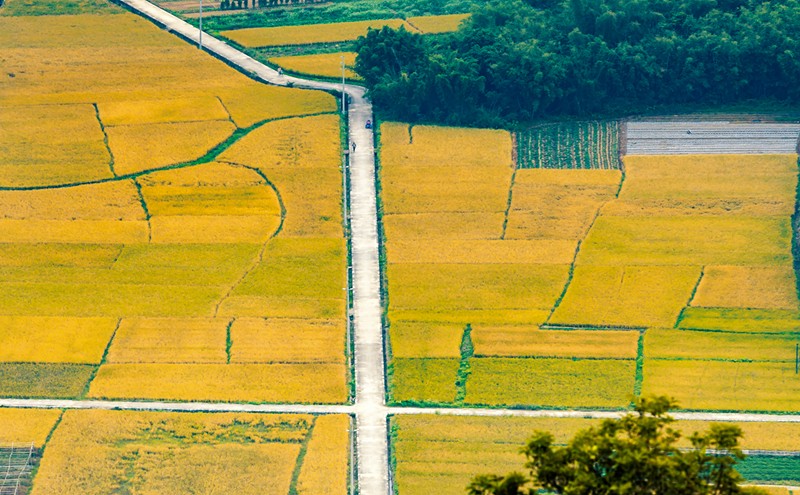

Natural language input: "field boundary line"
[632,330,645,401]
[0,112,335,192]
[211,160,286,317]
[225,317,235,364]
[500,157,518,240]
[454,324,473,404]
[215,95,236,125]
[288,416,317,495]
[131,177,152,242]
[544,170,625,325]
[80,318,122,399]
[681,267,706,323]
[93,103,117,178]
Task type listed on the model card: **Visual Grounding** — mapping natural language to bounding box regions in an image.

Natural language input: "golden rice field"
[222,19,409,47]
[0,408,63,447]
[642,359,800,412]
[391,358,461,404]
[678,307,800,333]
[555,154,798,329]
[406,14,471,34]
[222,14,470,48]
[550,265,701,327]
[30,410,350,495]
[382,123,630,407]
[270,51,361,80]
[464,358,636,408]
[391,415,800,495]
[0,6,348,405]
[381,120,800,411]
[0,14,334,187]
[644,328,800,361]
[470,327,639,358]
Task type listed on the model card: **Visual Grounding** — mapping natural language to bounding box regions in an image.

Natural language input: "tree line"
[354,0,800,126]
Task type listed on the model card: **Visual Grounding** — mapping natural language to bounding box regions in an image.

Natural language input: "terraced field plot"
[391,415,800,495]
[0,7,348,405]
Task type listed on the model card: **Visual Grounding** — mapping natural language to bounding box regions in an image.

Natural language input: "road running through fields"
[5,3,800,494]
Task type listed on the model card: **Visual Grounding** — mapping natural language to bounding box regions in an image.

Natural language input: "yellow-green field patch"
[388,263,570,313]
[551,265,700,327]
[391,358,460,404]
[0,103,110,187]
[230,317,344,364]
[296,414,351,495]
[270,51,360,80]
[88,363,347,403]
[0,363,95,398]
[32,410,315,495]
[221,19,408,47]
[613,154,797,216]
[506,169,621,240]
[389,321,464,358]
[578,216,792,266]
[465,358,635,408]
[107,120,236,175]
[692,265,799,310]
[106,317,227,363]
[99,96,229,125]
[0,316,117,363]
[678,308,800,333]
[0,408,62,447]
[471,326,639,358]
[645,328,800,361]
[386,239,577,264]
[642,359,800,412]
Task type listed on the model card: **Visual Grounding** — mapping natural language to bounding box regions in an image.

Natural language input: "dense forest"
[354,0,800,126]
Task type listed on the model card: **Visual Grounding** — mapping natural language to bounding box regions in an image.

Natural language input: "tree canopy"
[467,396,767,495]
[354,0,800,126]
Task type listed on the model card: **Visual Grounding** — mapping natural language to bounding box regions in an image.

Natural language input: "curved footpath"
[1,2,799,494]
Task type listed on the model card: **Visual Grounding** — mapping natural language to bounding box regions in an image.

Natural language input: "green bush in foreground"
[468,396,767,495]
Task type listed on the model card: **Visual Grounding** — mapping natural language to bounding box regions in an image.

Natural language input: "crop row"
[517,121,620,170]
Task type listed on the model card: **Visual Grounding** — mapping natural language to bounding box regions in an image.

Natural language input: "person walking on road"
[351,140,357,152]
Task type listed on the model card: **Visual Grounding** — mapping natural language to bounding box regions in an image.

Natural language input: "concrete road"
[114,1,389,492]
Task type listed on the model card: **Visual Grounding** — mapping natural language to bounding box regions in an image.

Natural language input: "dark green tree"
[467,397,767,495]
[354,0,800,126]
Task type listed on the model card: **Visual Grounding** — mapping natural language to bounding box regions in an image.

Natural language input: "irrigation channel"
[2,2,800,494]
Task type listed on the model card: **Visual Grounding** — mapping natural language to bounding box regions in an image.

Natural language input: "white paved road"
[113,1,389,493]
[3,398,800,423]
